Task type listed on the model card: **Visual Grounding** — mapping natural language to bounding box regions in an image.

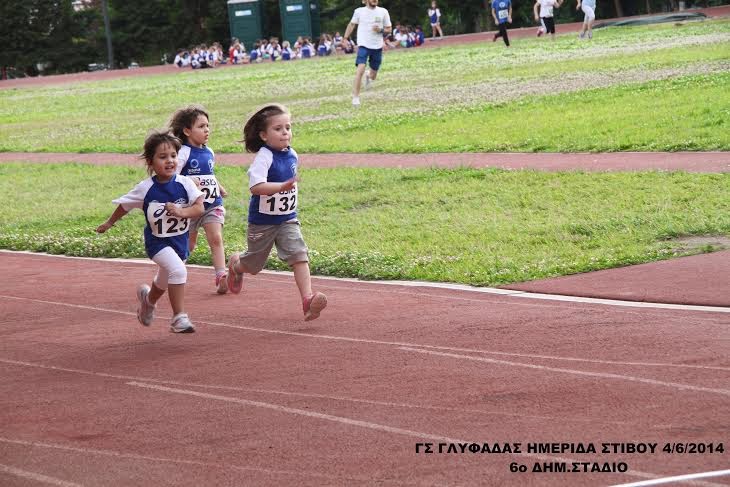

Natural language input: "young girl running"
[168,105,230,294]
[226,104,328,321]
[576,0,596,39]
[97,131,204,333]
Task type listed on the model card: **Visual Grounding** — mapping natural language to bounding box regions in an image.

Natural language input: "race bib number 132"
[259,187,297,215]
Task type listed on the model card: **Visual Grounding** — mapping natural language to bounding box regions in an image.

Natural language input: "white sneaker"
[352,96,361,106]
[364,70,372,89]
[170,313,195,333]
[136,284,155,326]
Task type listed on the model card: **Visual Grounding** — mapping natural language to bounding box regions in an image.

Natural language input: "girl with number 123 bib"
[96,131,204,333]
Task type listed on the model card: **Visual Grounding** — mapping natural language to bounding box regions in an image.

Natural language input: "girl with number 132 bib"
[226,104,327,321]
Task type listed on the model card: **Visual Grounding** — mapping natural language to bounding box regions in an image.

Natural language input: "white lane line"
[609,469,730,486]
[125,381,705,485]
[0,438,384,484]
[2,250,728,314]
[0,357,620,424]
[2,294,729,373]
[399,347,730,397]
[0,463,83,487]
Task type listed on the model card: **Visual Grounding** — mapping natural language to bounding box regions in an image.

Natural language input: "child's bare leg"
[293,261,327,320]
[292,261,313,299]
[369,68,378,81]
[188,229,199,253]
[148,282,165,304]
[167,283,185,316]
[203,223,226,271]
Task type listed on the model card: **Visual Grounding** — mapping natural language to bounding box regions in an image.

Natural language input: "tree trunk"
[614,0,624,17]
[645,0,651,14]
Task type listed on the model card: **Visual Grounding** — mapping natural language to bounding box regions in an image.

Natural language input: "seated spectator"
[384,34,398,50]
[406,26,417,47]
[190,47,202,68]
[317,36,328,56]
[300,37,314,58]
[268,37,282,61]
[341,37,355,54]
[229,38,239,63]
[415,25,425,46]
[333,31,343,54]
[260,38,272,60]
[174,49,191,68]
[250,41,262,63]
[282,40,294,60]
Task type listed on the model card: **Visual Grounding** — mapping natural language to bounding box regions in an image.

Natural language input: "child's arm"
[576,0,581,10]
[534,1,540,21]
[165,195,204,219]
[508,5,512,23]
[96,205,129,233]
[219,182,228,198]
[492,7,498,23]
[250,177,298,196]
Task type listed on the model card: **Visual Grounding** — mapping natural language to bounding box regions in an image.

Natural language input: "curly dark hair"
[243,103,289,153]
[139,130,182,175]
[168,104,209,143]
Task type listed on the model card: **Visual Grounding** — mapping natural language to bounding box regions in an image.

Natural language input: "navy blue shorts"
[355,47,383,71]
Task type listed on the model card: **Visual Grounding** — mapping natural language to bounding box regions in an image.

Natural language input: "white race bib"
[258,187,297,215]
[498,10,508,19]
[193,175,219,204]
[146,203,189,237]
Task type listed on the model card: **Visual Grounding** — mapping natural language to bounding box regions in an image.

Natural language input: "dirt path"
[2,151,729,172]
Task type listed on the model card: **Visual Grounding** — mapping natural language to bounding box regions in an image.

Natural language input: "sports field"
[2,19,730,285]
[1,13,729,487]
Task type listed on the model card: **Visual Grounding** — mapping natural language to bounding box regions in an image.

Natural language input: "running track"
[1,251,728,486]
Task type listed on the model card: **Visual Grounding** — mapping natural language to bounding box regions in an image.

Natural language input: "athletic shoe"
[227,253,244,295]
[364,70,372,89]
[537,28,544,37]
[352,96,361,106]
[136,284,155,326]
[492,33,498,42]
[216,272,228,295]
[587,31,593,40]
[170,313,195,333]
[303,292,328,321]
[578,31,586,39]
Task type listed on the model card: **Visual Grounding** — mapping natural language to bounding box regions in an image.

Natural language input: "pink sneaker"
[227,254,244,295]
[303,292,327,321]
[216,272,228,295]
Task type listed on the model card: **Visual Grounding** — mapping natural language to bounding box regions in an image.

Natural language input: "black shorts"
[542,16,556,34]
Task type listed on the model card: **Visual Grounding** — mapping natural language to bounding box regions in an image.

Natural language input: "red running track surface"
[0,252,728,486]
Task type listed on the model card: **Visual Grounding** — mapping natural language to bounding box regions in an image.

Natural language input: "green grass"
[0,19,728,153]
[2,163,728,285]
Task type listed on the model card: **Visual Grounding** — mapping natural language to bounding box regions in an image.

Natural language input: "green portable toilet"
[279,0,321,45]
[228,0,265,52]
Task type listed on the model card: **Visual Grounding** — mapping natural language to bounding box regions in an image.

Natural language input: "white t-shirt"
[538,0,558,17]
[351,6,392,50]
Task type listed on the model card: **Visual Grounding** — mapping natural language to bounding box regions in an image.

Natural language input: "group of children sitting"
[173,43,226,69]
[174,33,356,68]
[385,24,427,49]
[232,33,357,64]
[174,23,426,69]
